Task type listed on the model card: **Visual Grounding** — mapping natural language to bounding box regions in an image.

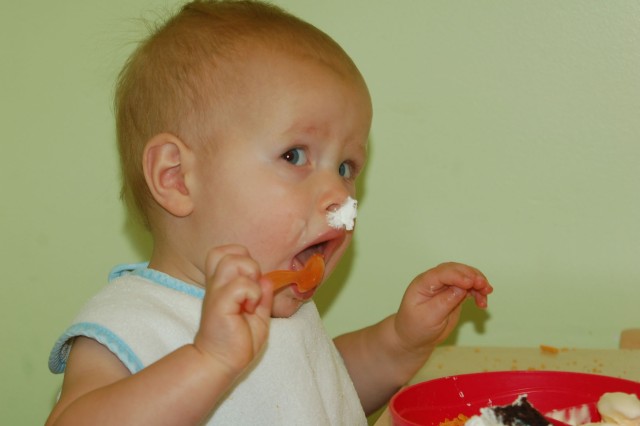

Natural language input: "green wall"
[2,1,638,423]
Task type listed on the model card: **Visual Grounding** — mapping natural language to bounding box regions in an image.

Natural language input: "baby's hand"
[194,245,273,377]
[395,262,492,353]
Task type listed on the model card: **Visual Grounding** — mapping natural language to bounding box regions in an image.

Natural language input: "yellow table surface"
[373,345,640,426]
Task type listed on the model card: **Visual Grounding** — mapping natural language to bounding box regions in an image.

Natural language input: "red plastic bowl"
[390,371,640,426]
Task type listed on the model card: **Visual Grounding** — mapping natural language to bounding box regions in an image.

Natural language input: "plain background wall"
[2,1,638,423]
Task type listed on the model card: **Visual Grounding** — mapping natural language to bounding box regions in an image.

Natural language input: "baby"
[46,1,493,424]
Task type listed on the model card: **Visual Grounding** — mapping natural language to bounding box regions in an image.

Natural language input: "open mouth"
[289,227,348,273]
[293,242,326,269]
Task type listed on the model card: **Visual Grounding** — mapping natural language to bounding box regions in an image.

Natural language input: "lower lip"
[291,285,317,299]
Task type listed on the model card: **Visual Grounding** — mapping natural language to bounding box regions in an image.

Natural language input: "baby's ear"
[143,133,194,217]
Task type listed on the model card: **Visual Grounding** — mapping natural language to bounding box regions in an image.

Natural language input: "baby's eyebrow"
[347,143,368,163]
[284,121,329,138]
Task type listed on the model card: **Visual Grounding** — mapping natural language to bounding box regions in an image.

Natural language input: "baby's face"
[190,49,372,318]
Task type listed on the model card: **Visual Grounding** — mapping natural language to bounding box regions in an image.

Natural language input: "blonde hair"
[115,0,361,228]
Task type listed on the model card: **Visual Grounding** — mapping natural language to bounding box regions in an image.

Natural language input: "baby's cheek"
[256,216,306,256]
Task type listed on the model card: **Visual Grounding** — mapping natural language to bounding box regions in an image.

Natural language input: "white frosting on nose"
[327,196,358,231]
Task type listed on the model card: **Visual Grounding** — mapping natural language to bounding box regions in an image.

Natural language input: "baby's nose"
[326,203,340,213]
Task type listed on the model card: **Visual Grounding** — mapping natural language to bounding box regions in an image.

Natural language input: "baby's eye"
[339,161,353,179]
[282,148,307,166]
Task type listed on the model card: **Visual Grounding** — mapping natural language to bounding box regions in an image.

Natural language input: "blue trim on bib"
[109,263,205,299]
[133,268,205,299]
[48,322,144,374]
[108,262,149,281]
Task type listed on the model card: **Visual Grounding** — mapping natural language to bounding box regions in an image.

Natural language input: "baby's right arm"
[46,245,273,425]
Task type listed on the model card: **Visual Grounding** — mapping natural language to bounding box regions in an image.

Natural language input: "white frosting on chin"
[327,196,358,231]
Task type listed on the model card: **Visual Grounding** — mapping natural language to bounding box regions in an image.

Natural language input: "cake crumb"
[539,344,559,354]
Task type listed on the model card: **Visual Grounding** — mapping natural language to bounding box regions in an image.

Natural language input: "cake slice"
[466,395,551,426]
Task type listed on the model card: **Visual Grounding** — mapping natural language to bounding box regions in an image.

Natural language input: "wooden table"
[372,345,640,426]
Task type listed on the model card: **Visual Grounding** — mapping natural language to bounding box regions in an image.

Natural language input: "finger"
[205,245,252,279]
[421,285,468,321]
[255,278,274,317]
[213,275,264,315]
[247,280,273,353]
[438,263,493,292]
[476,279,494,295]
[466,268,492,292]
[469,288,490,308]
[207,253,261,291]
[417,264,476,296]
[446,285,468,304]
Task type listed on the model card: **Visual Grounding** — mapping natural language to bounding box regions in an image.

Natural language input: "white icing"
[547,404,592,426]
[466,409,503,426]
[327,196,358,231]
[598,392,640,426]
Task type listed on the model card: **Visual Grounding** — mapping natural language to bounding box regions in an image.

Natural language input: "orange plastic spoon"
[264,254,325,292]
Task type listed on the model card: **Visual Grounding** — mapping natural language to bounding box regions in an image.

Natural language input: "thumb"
[428,286,467,320]
[255,278,274,318]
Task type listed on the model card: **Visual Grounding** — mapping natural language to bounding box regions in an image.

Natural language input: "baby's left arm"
[334,262,492,415]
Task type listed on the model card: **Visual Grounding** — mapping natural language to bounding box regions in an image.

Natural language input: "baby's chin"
[270,295,308,318]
